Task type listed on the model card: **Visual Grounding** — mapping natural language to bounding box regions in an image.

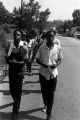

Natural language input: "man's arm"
[9,60,24,65]
[50,58,61,69]
[36,58,48,68]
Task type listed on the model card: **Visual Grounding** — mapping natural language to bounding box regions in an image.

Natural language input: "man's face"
[16,31,21,39]
[14,31,21,43]
[50,31,55,38]
[46,31,55,45]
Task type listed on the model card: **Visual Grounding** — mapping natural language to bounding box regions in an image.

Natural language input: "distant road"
[52,36,80,120]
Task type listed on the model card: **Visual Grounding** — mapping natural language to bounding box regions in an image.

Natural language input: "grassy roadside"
[0,29,14,80]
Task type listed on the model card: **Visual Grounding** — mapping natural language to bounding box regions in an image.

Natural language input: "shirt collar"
[44,43,54,49]
[13,41,23,48]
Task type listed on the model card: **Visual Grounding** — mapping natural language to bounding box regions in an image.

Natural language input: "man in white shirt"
[43,27,61,47]
[36,30,63,120]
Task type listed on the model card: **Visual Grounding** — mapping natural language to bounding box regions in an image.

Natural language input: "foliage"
[0,27,6,43]
[2,23,11,33]
[0,2,12,25]
[57,20,73,34]
[36,9,50,33]
[45,20,64,31]
[72,9,80,26]
[76,26,80,31]
[12,0,50,32]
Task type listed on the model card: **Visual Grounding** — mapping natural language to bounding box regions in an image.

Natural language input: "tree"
[36,9,50,33]
[0,2,11,25]
[12,7,21,28]
[63,20,73,32]
[57,20,73,33]
[45,20,64,30]
[72,9,80,26]
[12,0,50,32]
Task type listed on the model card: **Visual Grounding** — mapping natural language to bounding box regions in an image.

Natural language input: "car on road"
[74,31,80,38]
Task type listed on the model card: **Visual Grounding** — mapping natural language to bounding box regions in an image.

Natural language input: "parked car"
[74,31,80,38]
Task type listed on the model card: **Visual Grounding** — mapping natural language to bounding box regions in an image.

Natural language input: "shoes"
[12,102,19,115]
[42,105,47,113]
[11,112,18,120]
[46,115,51,120]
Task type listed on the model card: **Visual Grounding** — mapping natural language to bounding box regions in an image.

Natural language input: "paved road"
[54,36,80,120]
[0,36,80,120]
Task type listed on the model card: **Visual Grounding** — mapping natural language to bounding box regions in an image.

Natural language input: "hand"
[50,64,56,69]
[9,60,15,65]
[42,63,49,68]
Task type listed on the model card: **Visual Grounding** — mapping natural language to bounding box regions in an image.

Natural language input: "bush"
[2,23,11,33]
[0,28,6,43]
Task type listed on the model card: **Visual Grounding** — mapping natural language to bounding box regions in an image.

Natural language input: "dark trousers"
[39,74,57,116]
[26,50,33,73]
[26,62,32,73]
[9,73,23,113]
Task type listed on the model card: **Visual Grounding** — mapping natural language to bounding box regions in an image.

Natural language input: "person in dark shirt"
[5,29,28,119]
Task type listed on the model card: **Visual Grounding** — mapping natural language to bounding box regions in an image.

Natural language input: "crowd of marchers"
[2,27,63,120]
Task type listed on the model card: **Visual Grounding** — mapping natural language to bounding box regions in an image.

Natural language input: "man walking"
[5,29,28,119]
[36,29,63,120]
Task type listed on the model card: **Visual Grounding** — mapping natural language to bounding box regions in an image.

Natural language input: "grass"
[0,29,14,80]
[5,28,14,41]
[0,28,14,67]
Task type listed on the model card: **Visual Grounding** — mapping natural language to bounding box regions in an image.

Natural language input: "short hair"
[13,29,22,39]
[22,31,26,37]
[49,27,56,35]
[46,30,54,39]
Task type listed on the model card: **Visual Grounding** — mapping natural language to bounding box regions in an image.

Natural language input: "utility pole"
[20,0,23,30]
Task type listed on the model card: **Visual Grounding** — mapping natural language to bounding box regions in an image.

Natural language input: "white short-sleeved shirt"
[43,38,61,47]
[36,44,62,80]
[28,39,36,48]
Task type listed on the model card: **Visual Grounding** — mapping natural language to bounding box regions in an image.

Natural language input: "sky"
[1,0,80,21]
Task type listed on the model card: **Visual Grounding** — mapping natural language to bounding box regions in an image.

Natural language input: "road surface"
[0,36,80,120]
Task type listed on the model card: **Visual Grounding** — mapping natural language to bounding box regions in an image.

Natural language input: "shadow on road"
[0,88,41,97]
[24,72,39,76]
[22,89,41,96]
[0,89,10,95]
[0,102,13,110]
[0,107,45,120]
[23,80,40,84]
[18,108,44,120]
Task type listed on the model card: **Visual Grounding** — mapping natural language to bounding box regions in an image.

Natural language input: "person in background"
[35,30,63,120]
[42,27,61,47]
[41,30,47,45]
[21,31,29,83]
[5,29,28,120]
[30,29,38,62]
[26,35,33,75]
[49,27,61,46]
[26,29,37,75]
